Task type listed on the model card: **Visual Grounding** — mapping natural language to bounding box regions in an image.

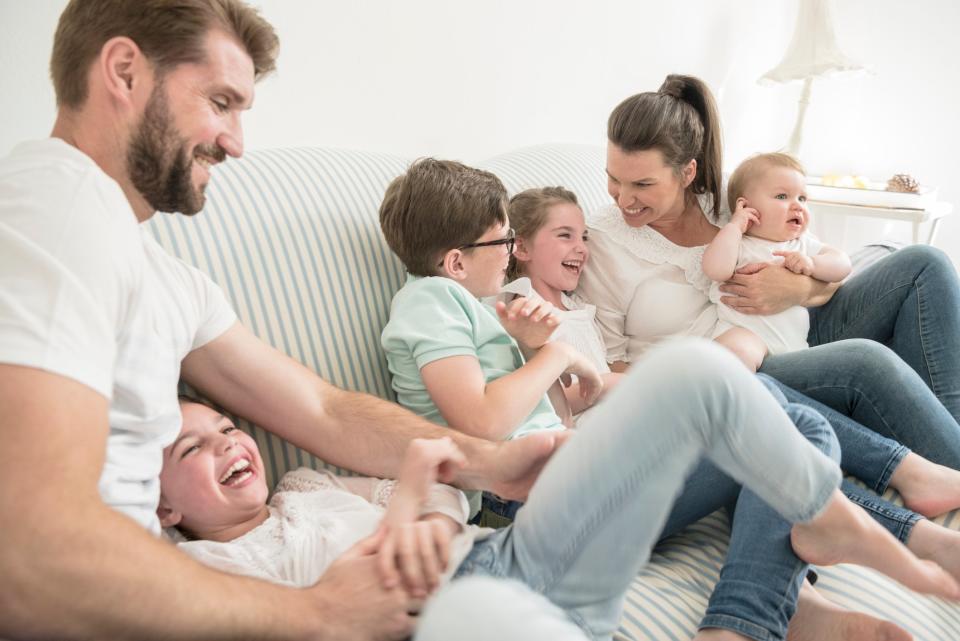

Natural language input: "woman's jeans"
[417,340,841,641]
[761,245,960,469]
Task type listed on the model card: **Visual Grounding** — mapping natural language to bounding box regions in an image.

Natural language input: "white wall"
[2,1,958,262]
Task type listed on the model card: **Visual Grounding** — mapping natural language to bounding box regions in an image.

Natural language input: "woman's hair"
[607,74,723,219]
[726,152,806,213]
[506,186,580,280]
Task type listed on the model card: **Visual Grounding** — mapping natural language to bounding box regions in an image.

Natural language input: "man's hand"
[719,262,809,315]
[311,531,420,641]
[774,250,815,276]
[495,297,558,350]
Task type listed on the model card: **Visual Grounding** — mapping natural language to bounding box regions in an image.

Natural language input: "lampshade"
[759,0,866,84]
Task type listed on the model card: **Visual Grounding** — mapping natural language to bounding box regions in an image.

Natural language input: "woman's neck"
[648,194,717,248]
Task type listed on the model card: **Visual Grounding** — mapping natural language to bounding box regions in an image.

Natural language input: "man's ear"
[156,497,183,529]
[97,36,147,106]
[439,249,469,282]
[681,158,698,189]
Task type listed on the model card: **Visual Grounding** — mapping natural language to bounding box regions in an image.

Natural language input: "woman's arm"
[718,263,840,315]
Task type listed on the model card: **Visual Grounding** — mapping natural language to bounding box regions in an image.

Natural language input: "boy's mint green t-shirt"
[381,275,564,439]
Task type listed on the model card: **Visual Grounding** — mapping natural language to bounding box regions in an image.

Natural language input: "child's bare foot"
[891,453,960,518]
[786,581,912,641]
[908,519,960,583]
[790,490,960,600]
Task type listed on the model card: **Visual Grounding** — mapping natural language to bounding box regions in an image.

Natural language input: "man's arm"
[0,364,419,641]
[181,323,563,499]
[718,263,840,315]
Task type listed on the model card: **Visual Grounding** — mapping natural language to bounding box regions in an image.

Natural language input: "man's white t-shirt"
[0,139,236,533]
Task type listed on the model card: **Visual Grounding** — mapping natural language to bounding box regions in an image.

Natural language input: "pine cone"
[886,173,920,193]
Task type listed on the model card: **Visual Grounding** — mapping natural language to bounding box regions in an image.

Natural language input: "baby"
[702,152,852,370]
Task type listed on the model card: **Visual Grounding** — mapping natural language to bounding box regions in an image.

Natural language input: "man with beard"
[0,2,561,639]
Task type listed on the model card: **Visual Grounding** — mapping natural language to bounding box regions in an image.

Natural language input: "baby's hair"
[727,152,806,214]
[507,186,580,280]
[379,158,508,277]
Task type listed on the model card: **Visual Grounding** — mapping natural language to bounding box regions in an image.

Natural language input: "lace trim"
[588,205,713,294]
[276,467,341,494]
[372,480,398,508]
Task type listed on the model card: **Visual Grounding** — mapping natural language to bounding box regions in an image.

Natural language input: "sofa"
[146,143,960,640]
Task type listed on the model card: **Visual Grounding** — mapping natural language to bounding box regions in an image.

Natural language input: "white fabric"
[709,234,824,355]
[178,467,489,588]
[578,204,718,364]
[0,139,236,533]
[498,278,610,375]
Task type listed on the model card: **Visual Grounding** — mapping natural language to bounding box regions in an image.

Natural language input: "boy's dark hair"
[51,0,279,109]
[507,186,580,280]
[727,152,806,213]
[379,158,508,276]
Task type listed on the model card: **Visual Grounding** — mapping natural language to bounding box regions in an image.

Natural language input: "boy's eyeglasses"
[458,228,516,255]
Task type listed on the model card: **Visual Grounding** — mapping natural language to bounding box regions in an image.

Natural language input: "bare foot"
[908,519,960,583]
[787,581,912,641]
[790,489,960,600]
[890,453,960,518]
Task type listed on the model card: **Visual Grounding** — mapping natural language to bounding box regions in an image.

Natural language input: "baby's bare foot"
[892,454,960,518]
[791,490,960,600]
[787,581,911,641]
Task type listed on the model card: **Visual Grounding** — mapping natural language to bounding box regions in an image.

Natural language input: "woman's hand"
[719,262,832,315]
[495,297,559,350]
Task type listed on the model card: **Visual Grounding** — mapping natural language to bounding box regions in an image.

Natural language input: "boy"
[703,153,852,370]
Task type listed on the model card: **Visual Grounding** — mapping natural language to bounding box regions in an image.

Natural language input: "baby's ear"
[156,497,182,528]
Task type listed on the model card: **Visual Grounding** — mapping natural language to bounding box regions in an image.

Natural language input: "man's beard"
[126,83,224,216]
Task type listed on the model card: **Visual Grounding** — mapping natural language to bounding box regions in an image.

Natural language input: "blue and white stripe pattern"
[146,144,959,640]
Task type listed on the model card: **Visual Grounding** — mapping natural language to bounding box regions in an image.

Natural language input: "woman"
[577,74,960,641]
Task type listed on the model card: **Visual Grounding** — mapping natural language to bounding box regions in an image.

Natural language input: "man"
[0,2,560,639]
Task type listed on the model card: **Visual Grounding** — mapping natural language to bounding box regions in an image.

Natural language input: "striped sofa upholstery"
[146,144,960,640]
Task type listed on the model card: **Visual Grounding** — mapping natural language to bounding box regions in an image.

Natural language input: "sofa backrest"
[147,143,607,486]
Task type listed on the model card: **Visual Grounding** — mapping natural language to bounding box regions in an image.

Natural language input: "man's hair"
[727,152,806,213]
[51,0,279,109]
[379,158,508,277]
[507,186,579,280]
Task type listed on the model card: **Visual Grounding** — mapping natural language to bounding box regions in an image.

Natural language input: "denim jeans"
[420,340,841,641]
[761,245,960,468]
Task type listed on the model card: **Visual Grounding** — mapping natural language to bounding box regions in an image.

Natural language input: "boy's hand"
[729,198,760,234]
[774,250,815,276]
[559,344,603,407]
[495,297,559,350]
[373,513,459,599]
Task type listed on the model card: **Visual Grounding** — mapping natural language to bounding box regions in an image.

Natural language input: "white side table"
[808,200,953,245]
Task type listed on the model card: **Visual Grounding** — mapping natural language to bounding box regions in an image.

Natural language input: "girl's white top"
[177,467,490,588]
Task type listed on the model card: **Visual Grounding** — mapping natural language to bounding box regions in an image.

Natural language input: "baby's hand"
[729,198,760,234]
[774,251,815,276]
[495,297,559,350]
